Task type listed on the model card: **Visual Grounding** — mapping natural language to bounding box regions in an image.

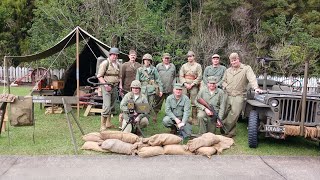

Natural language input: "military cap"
[162,53,171,58]
[174,83,183,90]
[207,76,218,84]
[212,54,220,58]
[187,51,195,56]
[229,52,239,59]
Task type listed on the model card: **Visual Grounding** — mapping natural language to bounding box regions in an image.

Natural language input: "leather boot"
[192,108,198,125]
[100,116,107,131]
[105,115,115,129]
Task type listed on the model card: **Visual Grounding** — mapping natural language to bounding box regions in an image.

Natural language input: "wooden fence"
[0,66,65,83]
[0,66,319,92]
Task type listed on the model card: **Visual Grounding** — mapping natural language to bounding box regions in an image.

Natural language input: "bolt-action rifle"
[197,98,227,132]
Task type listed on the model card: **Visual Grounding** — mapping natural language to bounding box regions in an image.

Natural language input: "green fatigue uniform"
[97,58,120,117]
[136,65,164,110]
[222,63,259,136]
[163,94,192,135]
[120,92,149,133]
[120,62,142,93]
[195,86,225,134]
[154,62,176,114]
[179,62,202,123]
[202,65,226,88]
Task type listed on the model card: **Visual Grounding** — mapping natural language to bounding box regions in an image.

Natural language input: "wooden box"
[52,80,64,90]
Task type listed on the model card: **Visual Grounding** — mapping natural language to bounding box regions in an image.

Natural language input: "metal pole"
[76,27,80,118]
[4,56,10,94]
[299,57,310,136]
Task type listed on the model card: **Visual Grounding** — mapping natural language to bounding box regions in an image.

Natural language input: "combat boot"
[100,116,107,131]
[105,115,116,129]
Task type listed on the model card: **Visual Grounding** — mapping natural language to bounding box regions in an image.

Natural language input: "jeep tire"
[248,110,259,148]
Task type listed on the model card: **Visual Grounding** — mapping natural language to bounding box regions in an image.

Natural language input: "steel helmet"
[130,80,141,88]
[142,53,153,61]
[109,47,120,55]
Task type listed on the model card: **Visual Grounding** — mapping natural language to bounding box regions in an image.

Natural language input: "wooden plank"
[83,105,92,116]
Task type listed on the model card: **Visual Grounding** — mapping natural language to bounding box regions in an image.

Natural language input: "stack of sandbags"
[213,135,234,155]
[99,131,140,155]
[81,132,108,152]
[186,133,220,158]
[137,133,191,157]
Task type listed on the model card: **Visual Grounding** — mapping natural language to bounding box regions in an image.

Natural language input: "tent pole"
[4,56,10,94]
[76,27,80,118]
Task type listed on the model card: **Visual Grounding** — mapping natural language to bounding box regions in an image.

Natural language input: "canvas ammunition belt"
[105,73,119,76]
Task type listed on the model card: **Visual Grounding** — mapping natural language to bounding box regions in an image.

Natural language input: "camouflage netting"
[284,125,300,136]
[304,126,320,139]
[81,131,234,158]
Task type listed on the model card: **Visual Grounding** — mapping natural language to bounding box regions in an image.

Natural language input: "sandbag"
[133,140,150,151]
[137,146,164,158]
[196,146,217,158]
[163,145,193,155]
[213,135,234,154]
[100,131,140,144]
[187,133,220,152]
[81,141,109,153]
[148,133,182,146]
[101,139,137,155]
[82,132,103,142]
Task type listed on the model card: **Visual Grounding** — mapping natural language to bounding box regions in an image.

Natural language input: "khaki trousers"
[222,95,244,136]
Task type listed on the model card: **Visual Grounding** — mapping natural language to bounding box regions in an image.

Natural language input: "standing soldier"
[120,80,149,134]
[119,49,141,94]
[154,53,176,121]
[222,52,262,137]
[195,76,225,134]
[202,54,226,88]
[163,83,191,136]
[97,47,121,131]
[179,51,202,125]
[136,53,164,122]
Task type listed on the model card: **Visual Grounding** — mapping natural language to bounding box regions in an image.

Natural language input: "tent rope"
[78,31,98,60]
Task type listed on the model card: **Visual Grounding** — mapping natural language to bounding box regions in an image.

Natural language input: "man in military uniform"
[202,54,226,88]
[120,80,149,133]
[136,53,163,122]
[179,51,202,125]
[154,53,176,121]
[97,47,121,131]
[222,52,262,137]
[195,76,225,134]
[120,49,141,94]
[163,83,191,135]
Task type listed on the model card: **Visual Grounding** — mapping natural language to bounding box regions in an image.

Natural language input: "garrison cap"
[187,51,195,56]
[174,83,183,90]
[207,76,218,84]
[229,52,239,59]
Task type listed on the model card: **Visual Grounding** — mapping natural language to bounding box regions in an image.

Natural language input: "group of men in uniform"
[97,47,262,138]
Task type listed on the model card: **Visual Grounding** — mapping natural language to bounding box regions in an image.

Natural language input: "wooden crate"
[52,80,64,90]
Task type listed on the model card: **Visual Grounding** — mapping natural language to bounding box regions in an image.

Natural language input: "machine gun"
[197,98,227,132]
[121,100,149,137]
[256,57,280,90]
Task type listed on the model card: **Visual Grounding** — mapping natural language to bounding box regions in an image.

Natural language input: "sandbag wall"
[81,131,234,158]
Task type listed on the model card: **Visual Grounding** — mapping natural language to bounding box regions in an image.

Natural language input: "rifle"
[197,98,227,132]
[121,99,146,137]
[177,123,192,139]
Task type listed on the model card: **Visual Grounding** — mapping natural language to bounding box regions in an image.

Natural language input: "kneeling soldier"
[195,76,225,134]
[162,83,191,136]
[120,80,149,134]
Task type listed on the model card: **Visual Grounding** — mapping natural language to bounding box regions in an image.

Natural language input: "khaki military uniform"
[136,65,164,109]
[195,87,225,134]
[120,62,142,92]
[179,62,202,123]
[154,63,176,114]
[202,65,226,88]
[120,92,149,133]
[97,58,120,117]
[222,63,259,136]
[163,94,192,135]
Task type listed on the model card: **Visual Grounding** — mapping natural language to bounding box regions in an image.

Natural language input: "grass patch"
[0,86,319,155]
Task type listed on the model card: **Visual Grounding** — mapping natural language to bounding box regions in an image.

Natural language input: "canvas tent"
[3,26,128,95]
